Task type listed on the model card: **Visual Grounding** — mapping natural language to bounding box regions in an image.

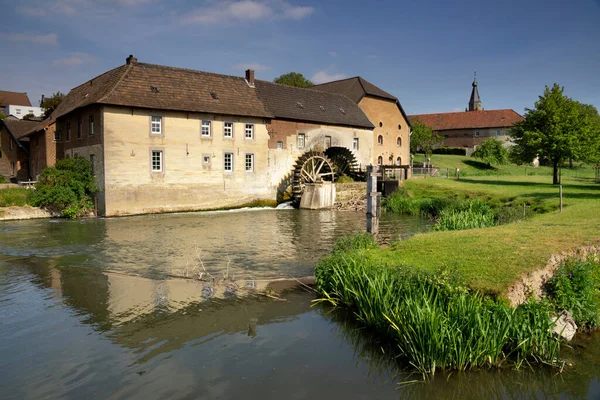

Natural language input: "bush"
[546,260,600,327]
[0,188,32,207]
[0,175,7,184]
[433,147,468,156]
[472,139,509,166]
[30,157,98,218]
[337,174,354,183]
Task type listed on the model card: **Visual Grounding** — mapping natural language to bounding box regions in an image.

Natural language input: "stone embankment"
[0,206,58,221]
[334,182,367,211]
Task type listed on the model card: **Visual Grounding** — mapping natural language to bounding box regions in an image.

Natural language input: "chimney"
[245,69,255,87]
[126,54,138,65]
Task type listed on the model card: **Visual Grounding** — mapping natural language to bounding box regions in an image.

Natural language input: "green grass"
[373,175,600,297]
[413,154,597,178]
[0,188,33,207]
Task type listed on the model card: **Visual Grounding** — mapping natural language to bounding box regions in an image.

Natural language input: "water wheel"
[324,146,362,180]
[292,151,335,203]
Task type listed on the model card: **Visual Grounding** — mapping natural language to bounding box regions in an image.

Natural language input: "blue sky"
[1,0,599,115]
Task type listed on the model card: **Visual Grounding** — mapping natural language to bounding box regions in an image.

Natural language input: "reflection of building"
[313,77,412,166]
[43,55,375,216]
[409,76,524,150]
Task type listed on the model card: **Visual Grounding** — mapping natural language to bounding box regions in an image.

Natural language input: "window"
[224,152,233,172]
[151,116,162,134]
[203,154,211,164]
[496,130,501,136]
[475,131,480,137]
[277,141,283,150]
[377,135,383,145]
[325,136,332,148]
[223,122,233,139]
[11,162,15,175]
[464,134,468,137]
[90,154,95,176]
[77,116,82,139]
[245,153,254,172]
[245,124,254,139]
[379,122,383,127]
[396,137,402,147]
[353,137,359,150]
[151,150,163,172]
[66,122,71,141]
[54,130,62,141]
[396,157,402,166]
[377,156,383,165]
[297,133,305,149]
[201,120,211,137]
[10,138,14,150]
[398,124,402,130]
[89,116,94,136]
[16,109,21,115]
[29,110,34,114]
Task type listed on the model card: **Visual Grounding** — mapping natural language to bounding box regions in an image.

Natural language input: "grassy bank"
[314,234,600,375]
[0,188,33,207]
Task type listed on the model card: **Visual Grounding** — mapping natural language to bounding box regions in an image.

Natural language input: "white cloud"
[181,1,314,24]
[232,62,271,71]
[312,70,347,84]
[0,33,58,45]
[53,52,95,66]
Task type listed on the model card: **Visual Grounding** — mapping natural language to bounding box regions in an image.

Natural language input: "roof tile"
[409,109,524,131]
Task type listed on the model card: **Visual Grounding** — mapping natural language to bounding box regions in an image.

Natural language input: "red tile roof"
[0,90,32,107]
[409,109,524,131]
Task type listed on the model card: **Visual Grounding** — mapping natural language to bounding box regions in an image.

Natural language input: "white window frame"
[475,131,480,137]
[245,153,254,172]
[202,154,211,164]
[224,152,233,172]
[89,115,94,136]
[245,124,254,140]
[151,116,162,135]
[396,137,402,147]
[396,157,402,166]
[201,120,211,138]
[151,150,163,172]
[277,141,283,150]
[377,156,383,165]
[353,137,359,150]
[377,135,383,145]
[223,122,233,139]
[15,109,21,115]
[297,133,305,149]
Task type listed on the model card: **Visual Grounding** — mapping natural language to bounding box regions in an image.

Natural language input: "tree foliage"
[22,113,36,121]
[510,84,600,184]
[273,72,314,88]
[410,121,441,157]
[40,92,65,118]
[31,157,98,218]
[0,111,5,120]
[471,139,508,166]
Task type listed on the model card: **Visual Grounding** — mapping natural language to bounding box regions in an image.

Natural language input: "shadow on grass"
[462,160,498,170]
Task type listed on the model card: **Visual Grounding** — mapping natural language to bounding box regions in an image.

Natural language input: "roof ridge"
[256,79,362,104]
[98,63,134,103]
[312,76,361,86]
[135,62,249,82]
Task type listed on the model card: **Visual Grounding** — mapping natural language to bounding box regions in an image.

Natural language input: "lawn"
[371,174,600,298]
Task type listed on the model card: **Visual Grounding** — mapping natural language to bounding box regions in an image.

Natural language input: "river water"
[1,209,599,399]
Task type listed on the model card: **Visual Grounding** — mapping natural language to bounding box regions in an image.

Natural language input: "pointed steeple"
[468,71,482,111]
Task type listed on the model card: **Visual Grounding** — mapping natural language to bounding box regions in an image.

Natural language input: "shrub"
[433,147,468,156]
[0,188,32,207]
[0,175,7,184]
[472,139,509,166]
[546,260,600,327]
[30,157,98,218]
[337,174,354,183]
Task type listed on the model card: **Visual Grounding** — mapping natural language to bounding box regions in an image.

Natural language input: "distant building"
[409,75,524,150]
[22,119,58,179]
[0,90,44,119]
[0,116,38,181]
[312,77,412,167]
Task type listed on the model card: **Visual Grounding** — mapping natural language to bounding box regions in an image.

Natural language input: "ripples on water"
[1,209,599,399]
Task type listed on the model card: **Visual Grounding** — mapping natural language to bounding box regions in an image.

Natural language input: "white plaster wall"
[4,105,44,119]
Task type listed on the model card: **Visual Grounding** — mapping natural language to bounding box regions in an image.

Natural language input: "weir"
[299,181,336,209]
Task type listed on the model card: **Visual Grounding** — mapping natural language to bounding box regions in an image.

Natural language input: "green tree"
[471,139,508,166]
[510,84,600,184]
[0,111,5,120]
[410,121,441,158]
[31,157,98,218]
[40,92,65,118]
[274,72,314,88]
[22,113,36,120]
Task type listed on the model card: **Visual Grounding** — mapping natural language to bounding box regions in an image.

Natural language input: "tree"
[40,92,65,118]
[510,84,600,184]
[471,139,508,166]
[410,121,441,158]
[0,112,5,120]
[274,72,314,88]
[22,113,36,120]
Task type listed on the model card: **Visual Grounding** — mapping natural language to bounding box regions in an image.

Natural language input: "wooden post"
[366,165,380,235]
[559,185,563,212]
[523,203,526,217]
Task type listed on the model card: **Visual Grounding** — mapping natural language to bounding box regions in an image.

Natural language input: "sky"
[1,0,599,116]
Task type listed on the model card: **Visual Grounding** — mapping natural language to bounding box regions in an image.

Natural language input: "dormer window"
[210,92,218,100]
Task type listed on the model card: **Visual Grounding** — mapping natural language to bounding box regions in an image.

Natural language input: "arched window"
[377,156,383,165]
[398,124,402,130]
[379,122,383,128]
[396,137,402,147]
[396,157,402,166]
[377,135,383,145]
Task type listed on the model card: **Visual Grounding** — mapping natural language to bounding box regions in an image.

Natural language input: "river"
[1,208,599,399]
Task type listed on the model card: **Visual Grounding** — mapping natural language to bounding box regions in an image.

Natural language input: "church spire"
[468,71,482,111]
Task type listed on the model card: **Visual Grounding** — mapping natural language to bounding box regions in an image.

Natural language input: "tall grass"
[314,235,565,375]
[434,201,497,231]
[0,188,32,207]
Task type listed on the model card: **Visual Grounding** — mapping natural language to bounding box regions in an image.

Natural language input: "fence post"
[559,185,563,212]
[366,165,380,235]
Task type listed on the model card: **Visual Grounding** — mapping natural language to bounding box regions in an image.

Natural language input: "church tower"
[468,72,482,111]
